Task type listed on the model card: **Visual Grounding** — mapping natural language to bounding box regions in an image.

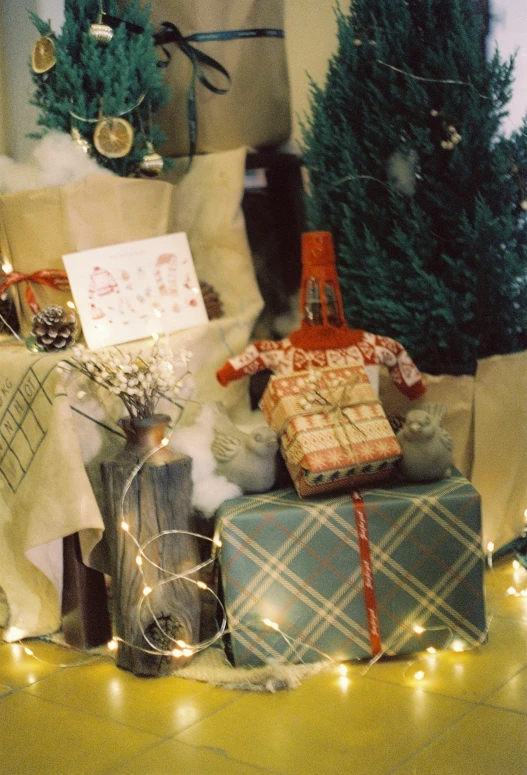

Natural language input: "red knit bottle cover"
[289,232,360,350]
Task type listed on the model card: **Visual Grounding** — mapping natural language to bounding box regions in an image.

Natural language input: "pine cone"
[387,413,407,435]
[199,281,224,320]
[31,305,77,352]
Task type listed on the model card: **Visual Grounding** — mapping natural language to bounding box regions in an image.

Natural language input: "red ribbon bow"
[0,270,70,314]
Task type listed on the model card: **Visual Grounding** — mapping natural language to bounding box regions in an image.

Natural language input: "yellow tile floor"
[1,557,526,775]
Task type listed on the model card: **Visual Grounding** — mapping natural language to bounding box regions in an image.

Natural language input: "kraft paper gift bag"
[0,174,175,336]
[137,0,291,157]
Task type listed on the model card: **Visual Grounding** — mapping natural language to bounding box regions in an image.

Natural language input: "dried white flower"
[65,341,192,419]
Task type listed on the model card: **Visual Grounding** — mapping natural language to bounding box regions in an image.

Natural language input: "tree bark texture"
[100,416,201,676]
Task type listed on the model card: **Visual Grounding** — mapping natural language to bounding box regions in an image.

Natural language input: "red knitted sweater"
[216,328,426,401]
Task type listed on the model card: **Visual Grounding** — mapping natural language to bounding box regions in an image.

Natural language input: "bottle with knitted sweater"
[217,232,426,401]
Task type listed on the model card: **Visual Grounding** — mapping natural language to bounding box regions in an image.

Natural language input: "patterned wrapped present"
[216,470,487,666]
[260,364,402,496]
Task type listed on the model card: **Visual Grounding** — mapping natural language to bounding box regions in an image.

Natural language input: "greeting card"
[62,233,208,349]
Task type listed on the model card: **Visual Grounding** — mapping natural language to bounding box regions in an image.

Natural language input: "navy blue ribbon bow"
[154,23,284,161]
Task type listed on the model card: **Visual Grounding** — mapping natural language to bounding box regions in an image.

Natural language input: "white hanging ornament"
[71,127,91,154]
[139,143,164,177]
[89,17,114,45]
[387,149,419,197]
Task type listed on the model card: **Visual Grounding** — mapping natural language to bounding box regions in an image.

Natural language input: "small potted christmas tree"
[0,1,178,337]
[29,0,170,177]
[301,0,527,550]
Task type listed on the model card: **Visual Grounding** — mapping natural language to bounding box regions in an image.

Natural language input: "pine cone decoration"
[31,305,77,352]
[387,413,407,435]
[199,280,224,319]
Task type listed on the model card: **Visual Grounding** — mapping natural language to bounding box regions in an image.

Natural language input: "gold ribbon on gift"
[277,373,377,460]
[0,270,70,314]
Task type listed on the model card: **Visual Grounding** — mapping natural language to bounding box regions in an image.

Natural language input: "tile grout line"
[384,702,486,775]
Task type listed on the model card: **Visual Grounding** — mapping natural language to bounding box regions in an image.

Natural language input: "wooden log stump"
[100,415,201,676]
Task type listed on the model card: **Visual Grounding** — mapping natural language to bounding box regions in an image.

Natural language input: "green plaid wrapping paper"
[216,470,487,666]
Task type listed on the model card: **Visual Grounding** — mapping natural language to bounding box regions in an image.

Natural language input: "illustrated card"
[62,232,208,349]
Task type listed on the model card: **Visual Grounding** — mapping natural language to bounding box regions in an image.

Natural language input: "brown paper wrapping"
[379,367,475,480]
[0,175,176,336]
[472,350,527,549]
[142,0,291,156]
[380,353,527,550]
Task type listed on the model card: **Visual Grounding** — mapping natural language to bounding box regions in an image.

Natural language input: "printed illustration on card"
[62,233,208,349]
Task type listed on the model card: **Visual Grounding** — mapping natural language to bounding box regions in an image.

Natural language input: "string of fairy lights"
[2,420,526,685]
[0,46,526,686]
[3,552,525,687]
[107,431,229,661]
[1,295,527,685]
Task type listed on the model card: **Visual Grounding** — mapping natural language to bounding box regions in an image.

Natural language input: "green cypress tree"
[29,0,170,177]
[302,0,527,376]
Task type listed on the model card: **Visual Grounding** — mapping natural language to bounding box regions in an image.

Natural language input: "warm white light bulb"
[512,560,520,570]
[24,647,34,656]
[66,300,76,310]
[451,640,465,652]
[414,670,425,680]
[7,627,25,641]
[487,541,495,553]
[171,648,183,658]
[413,625,425,635]
[160,438,169,447]
[338,675,350,690]
[182,648,193,658]
[108,639,118,651]
[213,537,222,547]
[136,555,143,566]
[426,647,437,655]
[507,586,517,596]
[1,261,13,274]
[338,664,348,676]
[175,640,187,649]
[197,581,208,590]
[121,521,129,532]
[263,618,279,631]
[142,586,152,596]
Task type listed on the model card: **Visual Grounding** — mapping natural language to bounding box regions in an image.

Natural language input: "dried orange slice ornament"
[93,117,134,158]
[31,36,56,74]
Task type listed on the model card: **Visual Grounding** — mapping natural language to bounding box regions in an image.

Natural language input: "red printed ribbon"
[352,490,382,656]
[0,270,70,314]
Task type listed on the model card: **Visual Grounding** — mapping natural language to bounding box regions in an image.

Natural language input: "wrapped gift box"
[216,470,487,666]
[260,364,402,496]
[144,0,291,157]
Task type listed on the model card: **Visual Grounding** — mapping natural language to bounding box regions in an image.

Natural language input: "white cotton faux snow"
[171,404,242,516]
[0,131,113,194]
[386,148,419,197]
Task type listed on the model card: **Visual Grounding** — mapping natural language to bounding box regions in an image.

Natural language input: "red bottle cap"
[301,231,336,268]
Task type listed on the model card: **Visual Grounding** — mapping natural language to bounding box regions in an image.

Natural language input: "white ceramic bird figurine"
[211,403,279,493]
[396,405,453,482]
